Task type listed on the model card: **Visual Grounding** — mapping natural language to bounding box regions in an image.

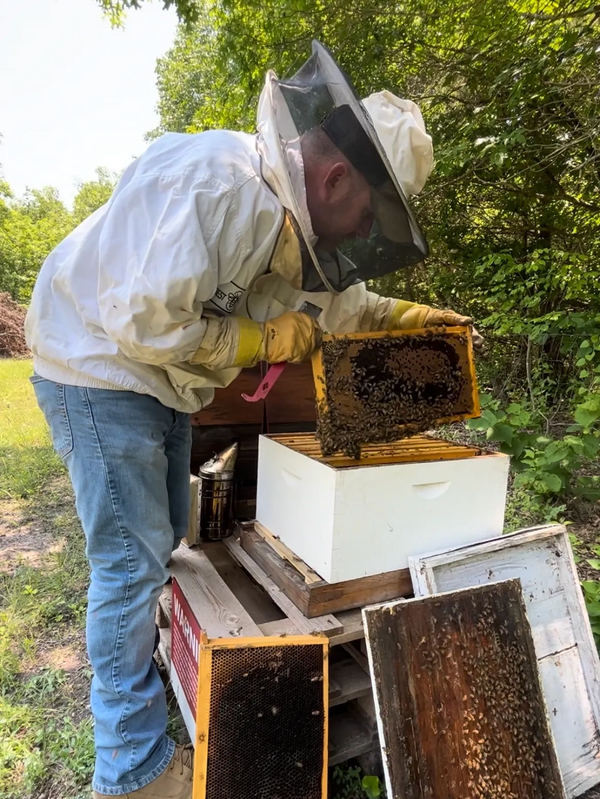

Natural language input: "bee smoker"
[198,442,239,541]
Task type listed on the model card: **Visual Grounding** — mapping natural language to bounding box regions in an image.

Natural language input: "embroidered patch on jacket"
[208,281,245,314]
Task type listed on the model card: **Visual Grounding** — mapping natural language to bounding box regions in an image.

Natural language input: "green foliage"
[0,170,117,305]
[468,390,600,513]
[331,766,387,799]
[0,360,61,500]
[0,492,92,798]
[582,580,600,647]
[149,1,254,138]
[0,688,94,798]
[362,775,385,798]
[0,362,93,797]
[152,0,600,352]
[0,188,72,304]
[97,0,201,26]
[72,167,118,226]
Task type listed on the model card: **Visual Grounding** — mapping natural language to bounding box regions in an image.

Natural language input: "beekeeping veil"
[256,40,432,294]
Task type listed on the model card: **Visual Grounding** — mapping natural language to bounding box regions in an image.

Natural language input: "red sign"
[171,577,201,720]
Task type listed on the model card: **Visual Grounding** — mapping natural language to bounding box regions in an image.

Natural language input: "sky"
[0,0,178,206]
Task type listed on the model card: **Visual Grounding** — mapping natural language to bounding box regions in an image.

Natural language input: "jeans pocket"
[32,378,74,460]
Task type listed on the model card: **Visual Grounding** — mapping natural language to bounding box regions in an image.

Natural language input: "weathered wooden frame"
[363,579,566,799]
[409,524,600,798]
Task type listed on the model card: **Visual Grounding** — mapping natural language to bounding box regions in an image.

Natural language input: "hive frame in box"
[256,433,510,583]
[311,325,481,432]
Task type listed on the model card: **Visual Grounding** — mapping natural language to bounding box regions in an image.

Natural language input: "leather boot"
[93,744,193,799]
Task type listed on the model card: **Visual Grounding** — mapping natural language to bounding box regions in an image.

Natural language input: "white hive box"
[256,434,510,583]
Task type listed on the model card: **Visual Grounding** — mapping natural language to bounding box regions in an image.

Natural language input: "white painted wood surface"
[256,434,510,582]
[409,525,600,797]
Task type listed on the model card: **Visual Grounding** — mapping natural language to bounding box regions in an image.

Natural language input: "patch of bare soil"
[0,499,65,573]
[35,627,91,725]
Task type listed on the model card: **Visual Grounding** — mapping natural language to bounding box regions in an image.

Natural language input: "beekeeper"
[26,41,479,799]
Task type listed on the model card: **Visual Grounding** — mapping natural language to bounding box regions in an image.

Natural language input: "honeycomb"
[314,328,478,457]
[204,643,326,799]
[269,432,482,468]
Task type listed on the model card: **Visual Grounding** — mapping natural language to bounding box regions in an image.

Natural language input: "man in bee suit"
[26,41,480,799]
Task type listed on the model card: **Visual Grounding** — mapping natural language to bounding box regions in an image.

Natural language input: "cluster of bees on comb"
[316,332,472,458]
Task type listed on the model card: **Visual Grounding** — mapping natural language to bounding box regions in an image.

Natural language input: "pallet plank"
[240,527,412,617]
[169,545,263,639]
[223,537,342,636]
[257,609,365,644]
[201,540,285,624]
[363,580,565,799]
[328,609,364,645]
[157,627,171,672]
[308,568,413,617]
[257,618,300,636]
[254,521,322,584]
[240,528,312,613]
[329,659,372,707]
[329,707,378,766]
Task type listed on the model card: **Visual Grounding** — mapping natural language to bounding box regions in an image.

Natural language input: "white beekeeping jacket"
[26,130,394,413]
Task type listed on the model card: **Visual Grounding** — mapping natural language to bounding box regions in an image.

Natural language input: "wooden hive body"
[256,434,510,583]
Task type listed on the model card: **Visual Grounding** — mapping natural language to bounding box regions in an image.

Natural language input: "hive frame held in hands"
[310,324,481,429]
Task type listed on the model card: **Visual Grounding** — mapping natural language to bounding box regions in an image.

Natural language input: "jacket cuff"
[386,299,417,330]
[232,317,264,367]
[191,316,263,369]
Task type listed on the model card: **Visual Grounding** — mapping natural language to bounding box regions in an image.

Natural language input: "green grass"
[0,359,93,799]
[0,359,59,500]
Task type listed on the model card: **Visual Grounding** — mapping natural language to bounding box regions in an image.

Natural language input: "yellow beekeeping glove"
[386,300,484,348]
[192,312,322,370]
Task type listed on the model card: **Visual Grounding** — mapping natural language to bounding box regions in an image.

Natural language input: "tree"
[97,0,201,26]
[149,2,253,138]
[72,167,118,225]
[0,188,72,303]
[153,0,600,399]
[0,170,118,304]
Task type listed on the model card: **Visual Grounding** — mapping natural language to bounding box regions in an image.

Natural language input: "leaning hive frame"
[193,633,329,799]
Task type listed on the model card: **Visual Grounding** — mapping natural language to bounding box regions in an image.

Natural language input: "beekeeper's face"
[302,130,375,252]
[310,162,375,252]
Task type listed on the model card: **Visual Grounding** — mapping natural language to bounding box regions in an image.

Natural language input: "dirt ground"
[0,499,66,571]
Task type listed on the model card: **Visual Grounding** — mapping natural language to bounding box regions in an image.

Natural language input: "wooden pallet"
[238,521,413,618]
[156,538,380,767]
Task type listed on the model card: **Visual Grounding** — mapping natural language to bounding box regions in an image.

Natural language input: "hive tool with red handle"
[241,302,322,402]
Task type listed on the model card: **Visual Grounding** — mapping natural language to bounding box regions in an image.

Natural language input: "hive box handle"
[411,481,450,500]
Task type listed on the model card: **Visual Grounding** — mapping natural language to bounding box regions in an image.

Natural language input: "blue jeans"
[32,378,192,795]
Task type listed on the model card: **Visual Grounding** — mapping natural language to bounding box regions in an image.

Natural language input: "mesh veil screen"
[205,644,326,799]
